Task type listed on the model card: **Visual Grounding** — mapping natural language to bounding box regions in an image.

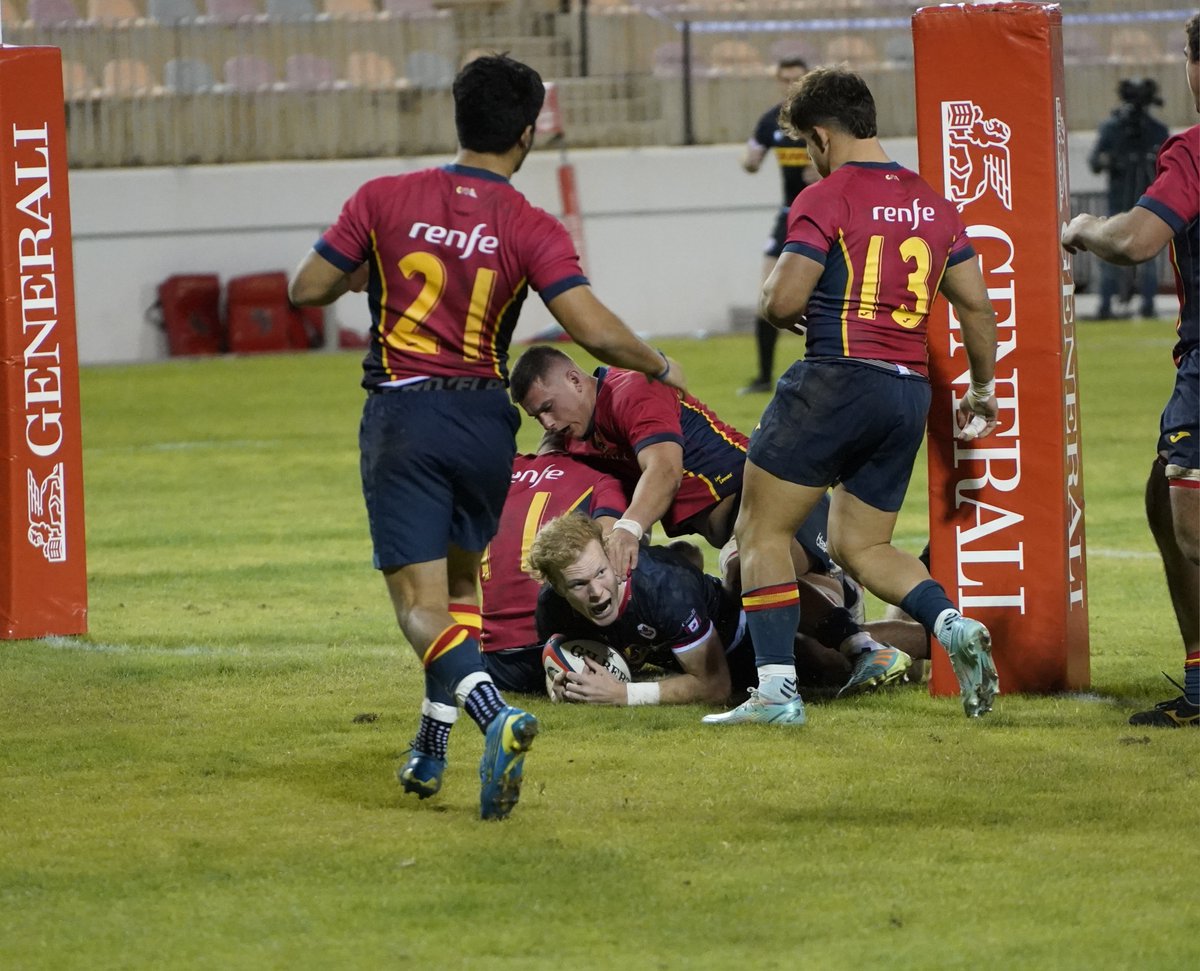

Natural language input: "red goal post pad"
[0,47,88,639]
[913,3,1088,694]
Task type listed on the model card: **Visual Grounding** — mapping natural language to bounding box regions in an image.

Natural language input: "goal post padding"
[1,46,88,639]
[913,2,1089,694]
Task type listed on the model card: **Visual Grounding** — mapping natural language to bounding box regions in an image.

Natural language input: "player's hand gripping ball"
[541,635,631,701]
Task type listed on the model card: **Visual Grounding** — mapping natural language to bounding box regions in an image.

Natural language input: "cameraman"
[1087,77,1169,318]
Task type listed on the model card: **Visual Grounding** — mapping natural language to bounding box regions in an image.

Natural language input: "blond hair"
[528,512,604,589]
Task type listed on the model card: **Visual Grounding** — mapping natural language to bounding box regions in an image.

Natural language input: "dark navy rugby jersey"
[751,102,816,206]
[534,544,743,672]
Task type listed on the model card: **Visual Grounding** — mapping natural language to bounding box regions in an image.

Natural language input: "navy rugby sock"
[899,579,958,638]
[743,583,801,667]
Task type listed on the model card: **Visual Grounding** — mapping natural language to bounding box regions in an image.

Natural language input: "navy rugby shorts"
[1159,347,1199,479]
[748,358,931,512]
[359,387,520,569]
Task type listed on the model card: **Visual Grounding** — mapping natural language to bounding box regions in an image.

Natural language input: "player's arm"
[288,250,368,306]
[938,257,999,441]
[1061,206,1174,266]
[545,286,686,392]
[605,441,683,578]
[742,139,768,173]
[561,626,731,705]
[760,250,823,332]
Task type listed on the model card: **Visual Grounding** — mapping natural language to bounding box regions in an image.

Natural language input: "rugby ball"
[541,635,631,701]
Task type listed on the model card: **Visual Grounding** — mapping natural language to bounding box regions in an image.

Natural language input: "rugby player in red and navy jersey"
[706,66,1001,727]
[1063,13,1200,728]
[480,440,627,694]
[509,345,916,697]
[288,54,686,818]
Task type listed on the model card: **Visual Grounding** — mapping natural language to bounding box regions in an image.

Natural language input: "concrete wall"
[67,135,1107,365]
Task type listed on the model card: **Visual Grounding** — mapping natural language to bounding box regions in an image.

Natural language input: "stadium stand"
[61,58,96,97]
[223,53,273,89]
[322,0,374,16]
[404,49,454,87]
[284,52,336,88]
[163,56,215,92]
[147,0,197,22]
[86,0,139,23]
[28,0,80,23]
[266,0,315,19]
[345,49,398,86]
[100,57,155,94]
[204,0,257,21]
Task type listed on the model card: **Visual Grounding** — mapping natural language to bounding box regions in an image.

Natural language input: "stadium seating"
[86,0,139,23]
[404,49,454,87]
[223,53,273,90]
[61,58,95,98]
[225,272,322,354]
[100,58,154,94]
[204,0,258,21]
[164,56,215,92]
[28,0,80,23]
[147,0,197,21]
[284,52,336,89]
[266,0,315,19]
[706,39,765,76]
[345,49,398,87]
[825,34,879,67]
[381,0,433,13]
[768,38,818,67]
[652,41,707,78]
[322,0,373,14]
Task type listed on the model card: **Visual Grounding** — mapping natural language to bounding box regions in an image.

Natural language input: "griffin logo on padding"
[27,464,67,563]
[942,100,1013,212]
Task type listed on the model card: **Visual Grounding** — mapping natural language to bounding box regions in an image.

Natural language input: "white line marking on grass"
[87,440,282,456]
[36,636,396,659]
[1089,549,1159,560]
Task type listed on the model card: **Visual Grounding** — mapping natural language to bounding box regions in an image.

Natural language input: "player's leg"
[702,459,823,725]
[790,491,911,695]
[1133,355,1200,726]
[830,487,997,717]
[740,221,785,395]
[831,369,995,717]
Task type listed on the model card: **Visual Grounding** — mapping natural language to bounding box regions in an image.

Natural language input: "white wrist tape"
[967,378,995,404]
[626,681,661,706]
[612,519,644,541]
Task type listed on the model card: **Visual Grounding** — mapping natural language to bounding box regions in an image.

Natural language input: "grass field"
[3,323,1198,970]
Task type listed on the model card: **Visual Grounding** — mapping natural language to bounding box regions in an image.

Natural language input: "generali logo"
[942,100,1013,212]
[27,464,66,563]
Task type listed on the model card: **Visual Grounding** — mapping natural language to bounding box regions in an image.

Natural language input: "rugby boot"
[837,646,913,698]
[945,616,999,717]
[479,706,539,820]
[701,688,807,726]
[398,747,446,800]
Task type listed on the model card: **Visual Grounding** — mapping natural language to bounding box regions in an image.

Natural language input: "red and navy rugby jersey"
[1137,125,1199,365]
[565,368,748,534]
[782,160,975,376]
[317,164,587,388]
[480,451,626,653]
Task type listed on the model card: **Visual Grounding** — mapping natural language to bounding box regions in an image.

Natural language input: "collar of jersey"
[442,163,510,183]
[844,161,903,171]
[616,574,633,618]
[582,366,609,441]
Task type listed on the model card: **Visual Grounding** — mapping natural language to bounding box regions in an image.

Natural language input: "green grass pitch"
[2,323,1197,970]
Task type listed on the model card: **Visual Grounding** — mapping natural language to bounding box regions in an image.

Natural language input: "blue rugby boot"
[701,688,807,726]
[838,646,913,698]
[398,747,446,800]
[479,706,539,820]
[946,616,999,717]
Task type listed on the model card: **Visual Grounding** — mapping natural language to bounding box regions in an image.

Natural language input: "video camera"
[1117,77,1163,111]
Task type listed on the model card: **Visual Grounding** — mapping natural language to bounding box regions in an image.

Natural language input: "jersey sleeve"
[780,182,840,264]
[602,372,686,453]
[518,207,589,303]
[945,208,976,267]
[315,179,379,271]
[1137,130,1200,233]
[586,470,628,520]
